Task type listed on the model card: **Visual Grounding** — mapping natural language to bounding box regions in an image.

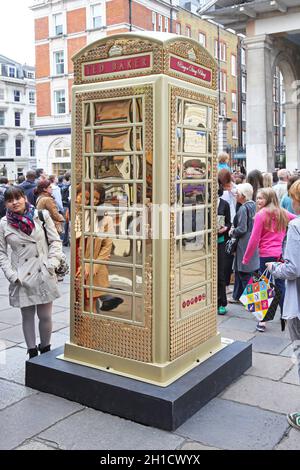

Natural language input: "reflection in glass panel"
[136,183,143,205]
[94,128,133,153]
[176,268,180,291]
[92,290,132,320]
[176,210,181,237]
[183,157,206,180]
[84,212,92,232]
[84,157,90,179]
[207,107,213,129]
[110,238,134,264]
[177,99,183,124]
[176,127,182,153]
[182,206,205,235]
[207,232,212,255]
[207,207,212,231]
[208,133,212,154]
[105,265,134,292]
[102,183,134,208]
[83,289,92,313]
[135,297,143,322]
[176,239,180,266]
[177,157,181,179]
[136,98,143,122]
[83,263,91,286]
[94,155,133,180]
[136,127,143,151]
[94,99,133,125]
[181,260,206,290]
[85,131,91,153]
[176,183,181,204]
[184,103,207,128]
[84,103,90,127]
[135,269,143,294]
[136,155,143,180]
[182,182,206,205]
[206,282,212,307]
[182,233,206,263]
[206,257,212,280]
[181,285,208,318]
[136,240,143,265]
[183,129,206,154]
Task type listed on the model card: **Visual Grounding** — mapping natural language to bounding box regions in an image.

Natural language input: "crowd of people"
[217,153,300,432]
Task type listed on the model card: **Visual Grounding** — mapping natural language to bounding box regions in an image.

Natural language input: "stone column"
[285,102,299,171]
[244,35,274,172]
[218,117,229,154]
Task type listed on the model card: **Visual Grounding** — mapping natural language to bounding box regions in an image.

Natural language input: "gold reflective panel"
[135,268,143,294]
[182,157,206,180]
[184,103,207,128]
[94,128,133,153]
[207,107,213,129]
[106,265,134,292]
[102,183,134,208]
[176,128,182,153]
[208,133,212,154]
[84,103,90,127]
[181,259,206,290]
[180,285,208,318]
[94,155,133,180]
[182,233,206,263]
[135,297,143,322]
[136,98,143,122]
[110,238,134,264]
[84,157,91,179]
[183,129,207,154]
[135,127,143,151]
[177,99,183,124]
[182,206,205,235]
[85,131,91,153]
[136,155,143,180]
[94,99,133,125]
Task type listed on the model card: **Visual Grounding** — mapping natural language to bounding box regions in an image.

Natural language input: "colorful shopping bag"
[239,270,281,322]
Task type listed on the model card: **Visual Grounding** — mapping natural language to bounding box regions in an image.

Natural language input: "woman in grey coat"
[0,187,62,358]
[229,183,259,302]
[266,179,300,431]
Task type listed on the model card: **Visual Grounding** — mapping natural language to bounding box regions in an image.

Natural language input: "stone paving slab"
[179,441,220,450]
[0,378,36,410]
[219,327,256,342]
[280,344,294,357]
[0,322,13,331]
[0,308,22,326]
[18,331,69,351]
[176,398,288,450]
[52,311,70,324]
[219,317,257,333]
[0,392,84,450]
[0,346,28,384]
[250,334,291,354]
[221,375,300,415]
[275,429,300,450]
[38,408,185,450]
[0,340,16,351]
[16,439,57,450]
[245,352,293,381]
[0,325,26,343]
[282,366,299,386]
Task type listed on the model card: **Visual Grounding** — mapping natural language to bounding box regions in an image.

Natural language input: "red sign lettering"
[170,56,211,83]
[84,55,151,77]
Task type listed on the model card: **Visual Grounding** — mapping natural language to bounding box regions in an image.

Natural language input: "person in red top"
[243,187,296,332]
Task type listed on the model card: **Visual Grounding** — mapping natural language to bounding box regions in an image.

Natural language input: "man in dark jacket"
[18,170,37,205]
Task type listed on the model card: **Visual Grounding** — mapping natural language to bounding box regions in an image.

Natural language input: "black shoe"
[38,344,51,354]
[96,296,124,312]
[28,346,38,359]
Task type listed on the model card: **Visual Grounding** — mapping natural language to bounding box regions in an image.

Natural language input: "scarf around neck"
[6,203,36,236]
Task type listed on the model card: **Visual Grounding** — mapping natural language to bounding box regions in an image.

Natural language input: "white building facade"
[0,56,36,181]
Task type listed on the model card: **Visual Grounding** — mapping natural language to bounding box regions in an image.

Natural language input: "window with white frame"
[232,121,238,139]
[0,89,4,100]
[0,110,5,126]
[54,51,65,75]
[242,102,246,121]
[220,71,227,92]
[242,129,246,147]
[242,75,246,93]
[29,91,35,104]
[14,90,20,102]
[0,139,5,156]
[214,40,218,59]
[55,148,70,158]
[241,47,246,66]
[27,71,35,79]
[8,66,16,78]
[29,113,35,128]
[30,140,35,157]
[220,42,226,62]
[54,90,66,114]
[231,92,237,112]
[15,112,21,127]
[152,12,156,31]
[185,26,191,38]
[231,54,237,76]
[165,17,169,32]
[15,139,21,156]
[176,23,181,35]
[53,13,63,36]
[158,15,162,32]
[198,32,206,47]
[91,3,103,29]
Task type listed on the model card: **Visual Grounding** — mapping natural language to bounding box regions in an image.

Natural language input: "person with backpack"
[60,172,71,247]
[18,170,37,206]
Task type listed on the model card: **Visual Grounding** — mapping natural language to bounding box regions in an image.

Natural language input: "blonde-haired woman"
[262,172,273,188]
[218,152,231,172]
[243,187,296,332]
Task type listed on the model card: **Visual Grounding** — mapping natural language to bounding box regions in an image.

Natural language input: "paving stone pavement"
[0,255,299,450]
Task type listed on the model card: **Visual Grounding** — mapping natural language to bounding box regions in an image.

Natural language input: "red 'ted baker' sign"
[170,56,211,83]
[84,54,151,77]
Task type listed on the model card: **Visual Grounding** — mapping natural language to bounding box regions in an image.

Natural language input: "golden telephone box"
[62,32,225,385]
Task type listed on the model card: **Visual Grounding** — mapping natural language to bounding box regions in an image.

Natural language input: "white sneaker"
[228,296,239,304]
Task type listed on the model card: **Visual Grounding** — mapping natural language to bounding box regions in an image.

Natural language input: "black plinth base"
[26,341,251,431]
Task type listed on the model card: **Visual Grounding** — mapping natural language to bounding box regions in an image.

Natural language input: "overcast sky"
[0,0,35,65]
